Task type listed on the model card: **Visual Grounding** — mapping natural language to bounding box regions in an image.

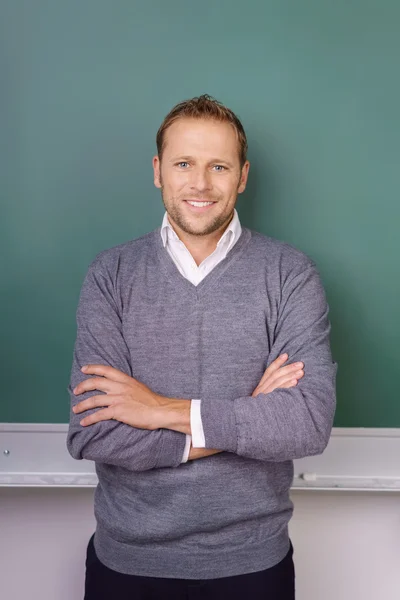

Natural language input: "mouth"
[183,199,216,213]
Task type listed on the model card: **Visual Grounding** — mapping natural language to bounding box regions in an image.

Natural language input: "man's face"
[153,118,249,238]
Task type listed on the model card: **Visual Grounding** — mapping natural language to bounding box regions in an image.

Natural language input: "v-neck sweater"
[67,225,337,579]
[160,208,243,462]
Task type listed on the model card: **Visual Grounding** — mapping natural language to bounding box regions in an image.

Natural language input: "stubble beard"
[159,181,238,238]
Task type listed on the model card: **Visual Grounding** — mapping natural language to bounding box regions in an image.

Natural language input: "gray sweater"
[66,225,337,579]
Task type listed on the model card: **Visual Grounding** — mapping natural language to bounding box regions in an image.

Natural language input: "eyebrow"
[169,155,235,168]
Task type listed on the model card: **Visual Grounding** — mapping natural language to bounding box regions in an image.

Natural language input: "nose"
[189,167,212,194]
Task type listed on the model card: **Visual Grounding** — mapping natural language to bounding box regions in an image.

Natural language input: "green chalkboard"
[2,1,399,426]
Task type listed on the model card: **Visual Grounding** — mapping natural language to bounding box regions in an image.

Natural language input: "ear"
[237,161,250,194]
[153,155,162,189]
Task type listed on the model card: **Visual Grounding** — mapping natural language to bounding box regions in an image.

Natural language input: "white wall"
[290,491,400,599]
[1,488,399,600]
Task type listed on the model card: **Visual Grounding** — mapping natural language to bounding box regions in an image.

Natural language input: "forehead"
[163,118,239,159]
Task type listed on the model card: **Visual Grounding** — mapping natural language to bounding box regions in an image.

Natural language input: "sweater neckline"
[153,224,252,299]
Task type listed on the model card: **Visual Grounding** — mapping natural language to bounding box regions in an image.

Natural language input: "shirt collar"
[160,208,242,251]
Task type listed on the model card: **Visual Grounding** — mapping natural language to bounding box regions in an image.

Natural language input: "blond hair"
[156,94,248,167]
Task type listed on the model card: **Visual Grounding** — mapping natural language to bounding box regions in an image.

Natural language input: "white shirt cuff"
[181,434,192,463]
[190,399,206,448]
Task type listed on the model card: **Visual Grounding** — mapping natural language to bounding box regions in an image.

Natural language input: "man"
[67,94,337,599]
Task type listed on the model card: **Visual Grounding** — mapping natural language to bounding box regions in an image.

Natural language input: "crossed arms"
[66,258,337,471]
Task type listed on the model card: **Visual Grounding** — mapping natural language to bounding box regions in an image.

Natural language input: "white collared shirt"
[160,208,242,462]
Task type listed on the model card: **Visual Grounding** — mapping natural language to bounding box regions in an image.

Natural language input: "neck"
[167,213,235,266]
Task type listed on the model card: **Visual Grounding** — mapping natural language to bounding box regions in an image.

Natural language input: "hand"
[251,354,304,397]
[187,446,222,461]
[72,364,168,429]
[187,354,304,461]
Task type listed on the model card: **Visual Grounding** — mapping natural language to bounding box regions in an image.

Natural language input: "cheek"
[161,169,180,185]
[221,180,239,199]
[167,174,189,194]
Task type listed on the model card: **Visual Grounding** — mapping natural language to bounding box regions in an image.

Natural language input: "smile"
[184,200,216,212]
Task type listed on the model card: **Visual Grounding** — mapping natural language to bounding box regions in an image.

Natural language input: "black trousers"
[84,533,295,599]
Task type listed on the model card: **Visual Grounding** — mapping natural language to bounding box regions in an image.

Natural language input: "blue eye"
[177,162,189,168]
[213,165,225,171]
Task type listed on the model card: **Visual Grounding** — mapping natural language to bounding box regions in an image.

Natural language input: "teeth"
[187,201,214,207]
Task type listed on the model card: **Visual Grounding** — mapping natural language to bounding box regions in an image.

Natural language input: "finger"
[73,394,113,414]
[257,354,288,387]
[81,364,131,383]
[252,377,298,397]
[274,363,304,379]
[258,361,303,389]
[276,369,304,384]
[257,370,304,394]
[79,407,115,426]
[73,376,117,396]
[253,379,297,397]
[263,371,304,393]
[268,354,289,372]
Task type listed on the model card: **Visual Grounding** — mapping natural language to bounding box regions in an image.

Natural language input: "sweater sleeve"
[199,264,338,462]
[66,255,187,472]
